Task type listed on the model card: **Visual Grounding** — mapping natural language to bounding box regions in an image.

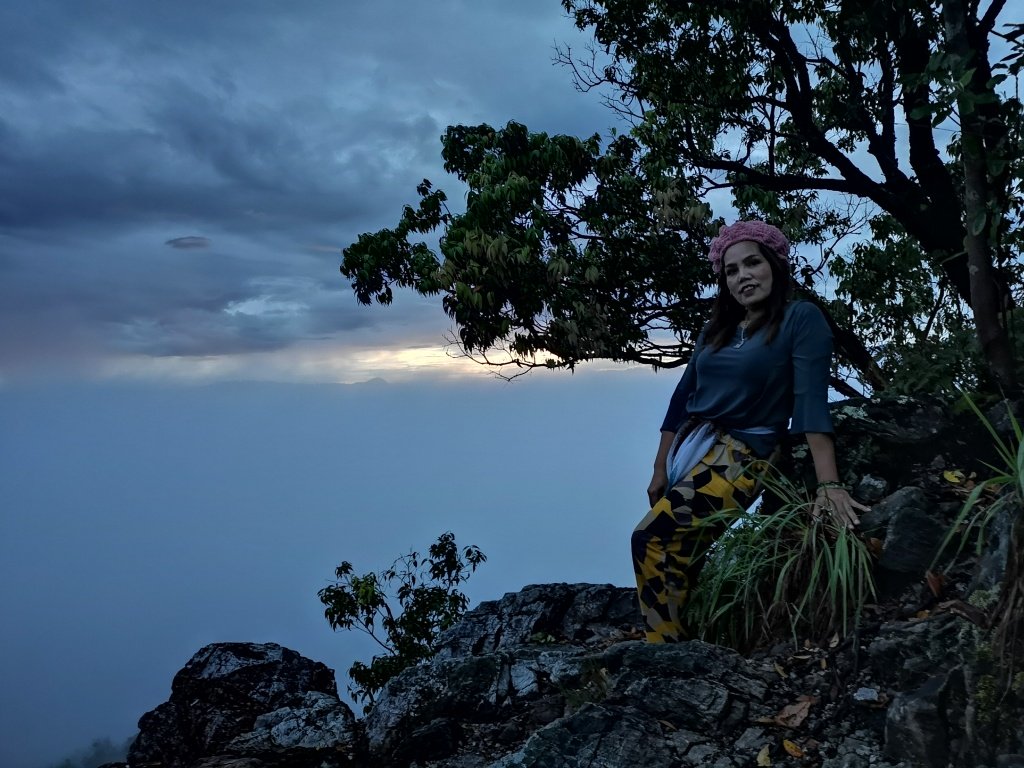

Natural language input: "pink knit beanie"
[707,220,790,274]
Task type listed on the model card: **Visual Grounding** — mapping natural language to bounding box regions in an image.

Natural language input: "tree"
[318,532,486,710]
[341,0,1023,393]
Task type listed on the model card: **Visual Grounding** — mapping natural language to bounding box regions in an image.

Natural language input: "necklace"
[733,319,751,349]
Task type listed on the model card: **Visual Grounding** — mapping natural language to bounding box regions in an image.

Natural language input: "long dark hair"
[705,244,795,351]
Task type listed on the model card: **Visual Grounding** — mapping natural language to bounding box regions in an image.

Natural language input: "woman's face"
[722,241,774,311]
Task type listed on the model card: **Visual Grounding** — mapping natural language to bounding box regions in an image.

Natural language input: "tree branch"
[759,15,914,211]
[979,0,1007,33]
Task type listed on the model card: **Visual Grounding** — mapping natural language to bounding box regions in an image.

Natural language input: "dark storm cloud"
[0,0,611,379]
[0,234,394,372]
[166,237,210,249]
[0,84,436,237]
[0,3,68,94]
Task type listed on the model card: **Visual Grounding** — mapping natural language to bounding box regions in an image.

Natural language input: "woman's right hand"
[647,466,668,507]
[648,430,677,507]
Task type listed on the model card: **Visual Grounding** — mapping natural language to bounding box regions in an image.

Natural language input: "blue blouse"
[660,301,834,456]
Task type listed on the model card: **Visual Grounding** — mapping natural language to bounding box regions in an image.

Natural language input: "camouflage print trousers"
[631,432,758,643]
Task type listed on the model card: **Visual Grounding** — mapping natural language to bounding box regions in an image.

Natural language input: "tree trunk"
[941,0,1017,391]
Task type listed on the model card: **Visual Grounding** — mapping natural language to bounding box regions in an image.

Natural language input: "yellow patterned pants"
[632,432,758,643]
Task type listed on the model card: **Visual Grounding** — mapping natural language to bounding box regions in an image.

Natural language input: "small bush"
[934,392,1024,566]
[318,532,486,710]
[934,392,1024,668]
[685,466,876,651]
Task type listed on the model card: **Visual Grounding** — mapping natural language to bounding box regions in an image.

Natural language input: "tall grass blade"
[686,462,877,650]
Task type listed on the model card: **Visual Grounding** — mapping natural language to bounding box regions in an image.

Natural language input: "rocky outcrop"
[433,582,640,660]
[364,584,779,767]
[124,394,1024,768]
[124,581,1018,768]
[128,643,359,768]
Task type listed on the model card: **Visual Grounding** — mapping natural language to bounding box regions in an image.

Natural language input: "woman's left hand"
[812,487,869,530]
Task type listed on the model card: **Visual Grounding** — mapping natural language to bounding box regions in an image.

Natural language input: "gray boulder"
[128,643,358,768]
[857,486,943,594]
[434,582,640,660]
[859,487,929,537]
[364,632,774,768]
[881,506,944,575]
[885,669,966,767]
[867,614,965,688]
[854,474,890,504]
[486,704,675,768]
[227,691,356,751]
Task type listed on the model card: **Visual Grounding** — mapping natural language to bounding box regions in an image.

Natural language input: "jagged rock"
[984,398,1024,440]
[855,486,944,594]
[363,651,510,756]
[820,753,869,768]
[128,643,358,768]
[813,396,951,489]
[971,502,1017,592]
[365,633,773,768]
[820,731,899,768]
[124,387,1024,768]
[884,668,967,767]
[607,641,770,703]
[880,505,944,575]
[854,474,889,503]
[732,726,766,752]
[860,487,929,536]
[486,704,674,767]
[434,583,639,660]
[867,615,965,688]
[226,691,356,751]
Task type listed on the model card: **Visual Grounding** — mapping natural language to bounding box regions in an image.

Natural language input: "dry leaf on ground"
[756,699,813,728]
[937,599,991,628]
[783,739,804,758]
[756,744,772,766]
[943,469,965,484]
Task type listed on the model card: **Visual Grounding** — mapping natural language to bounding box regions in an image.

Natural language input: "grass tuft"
[684,464,877,652]
[932,391,1024,568]
[934,391,1024,670]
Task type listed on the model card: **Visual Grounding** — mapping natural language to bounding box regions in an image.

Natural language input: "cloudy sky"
[0,3,681,767]
[0,0,624,385]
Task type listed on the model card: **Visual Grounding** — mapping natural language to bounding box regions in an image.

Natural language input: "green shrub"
[935,392,1024,670]
[933,392,1023,567]
[685,467,876,651]
[318,532,486,710]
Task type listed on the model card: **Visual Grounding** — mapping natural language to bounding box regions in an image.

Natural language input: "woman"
[632,220,867,643]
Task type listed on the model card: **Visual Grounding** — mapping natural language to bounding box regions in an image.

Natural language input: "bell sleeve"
[789,302,834,435]
[660,328,706,433]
